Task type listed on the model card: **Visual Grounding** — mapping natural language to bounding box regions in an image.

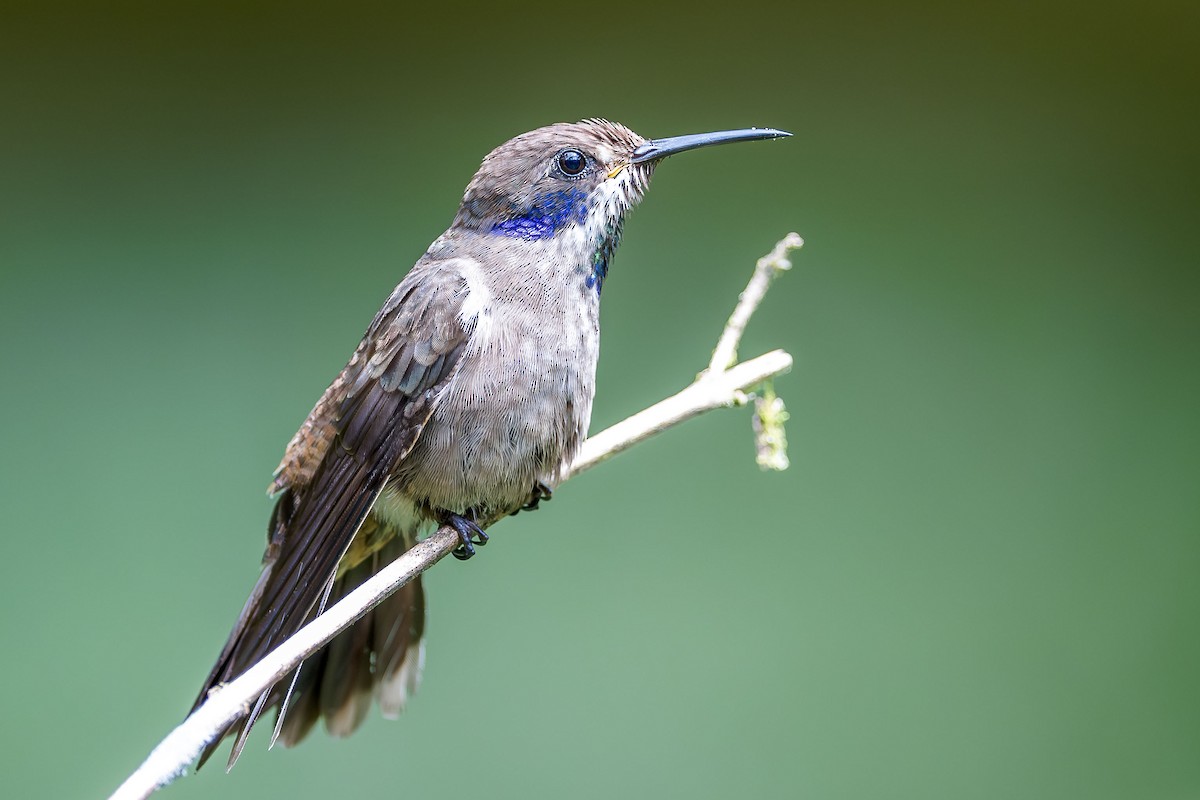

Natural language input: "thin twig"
[108,234,801,800]
[708,232,803,374]
[567,349,792,476]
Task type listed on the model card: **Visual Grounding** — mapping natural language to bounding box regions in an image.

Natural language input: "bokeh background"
[2,1,1197,798]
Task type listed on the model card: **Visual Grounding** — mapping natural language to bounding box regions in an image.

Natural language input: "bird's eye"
[556,149,586,177]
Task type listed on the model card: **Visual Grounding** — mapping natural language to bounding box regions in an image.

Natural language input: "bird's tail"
[193,521,426,769]
[273,531,427,747]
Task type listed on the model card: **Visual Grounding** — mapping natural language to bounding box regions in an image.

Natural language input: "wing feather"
[192,259,480,767]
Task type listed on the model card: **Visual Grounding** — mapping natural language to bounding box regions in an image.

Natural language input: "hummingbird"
[192,119,790,768]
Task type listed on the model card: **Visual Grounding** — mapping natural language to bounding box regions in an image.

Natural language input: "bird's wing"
[192,258,480,765]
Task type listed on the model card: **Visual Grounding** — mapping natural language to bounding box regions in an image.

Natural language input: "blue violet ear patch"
[491,189,590,241]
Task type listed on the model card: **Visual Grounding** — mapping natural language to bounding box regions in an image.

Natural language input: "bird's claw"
[447,514,489,560]
[511,482,554,515]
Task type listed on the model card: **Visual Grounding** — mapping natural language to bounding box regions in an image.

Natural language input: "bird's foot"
[445,513,489,560]
[510,482,554,516]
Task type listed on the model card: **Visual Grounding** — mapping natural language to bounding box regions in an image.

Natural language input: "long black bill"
[631,127,792,164]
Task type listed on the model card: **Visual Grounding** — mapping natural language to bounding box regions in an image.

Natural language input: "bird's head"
[452,119,789,293]
[455,119,789,241]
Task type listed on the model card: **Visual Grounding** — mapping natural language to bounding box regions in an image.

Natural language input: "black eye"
[557,149,586,176]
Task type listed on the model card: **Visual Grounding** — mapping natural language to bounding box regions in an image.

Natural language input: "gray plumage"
[191,119,789,769]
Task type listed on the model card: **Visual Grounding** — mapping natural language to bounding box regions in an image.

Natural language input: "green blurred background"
[2,1,1197,798]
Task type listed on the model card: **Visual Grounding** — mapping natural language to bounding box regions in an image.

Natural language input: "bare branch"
[708,232,803,374]
[567,349,792,477]
[110,533,458,800]
[108,234,800,800]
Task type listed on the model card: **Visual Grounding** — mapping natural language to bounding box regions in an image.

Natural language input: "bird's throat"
[490,188,590,241]
[488,187,627,298]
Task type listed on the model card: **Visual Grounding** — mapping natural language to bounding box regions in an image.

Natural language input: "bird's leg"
[443,511,489,560]
[510,481,554,516]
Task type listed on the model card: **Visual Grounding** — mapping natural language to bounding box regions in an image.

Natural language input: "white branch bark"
[708,232,802,374]
[108,234,801,800]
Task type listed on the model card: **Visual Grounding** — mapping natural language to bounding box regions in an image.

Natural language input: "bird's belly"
[392,324,597,515]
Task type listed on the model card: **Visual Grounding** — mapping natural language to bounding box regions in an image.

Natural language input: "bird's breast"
[392,265,600,515]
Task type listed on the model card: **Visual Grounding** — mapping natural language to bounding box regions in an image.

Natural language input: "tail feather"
[272,648,323,748]
[373,536,428,717]
[318,559,376,737]
[194,519,427,767]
